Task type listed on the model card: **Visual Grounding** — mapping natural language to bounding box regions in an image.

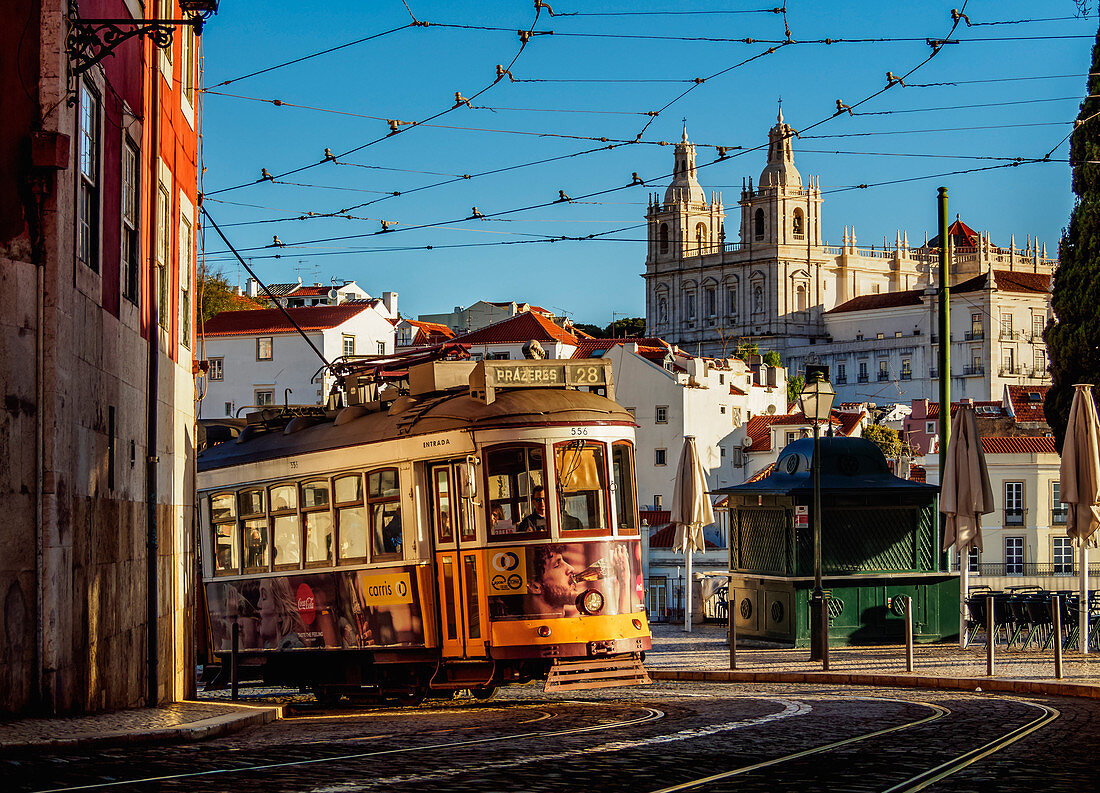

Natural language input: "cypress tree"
[1045,25,1100,447]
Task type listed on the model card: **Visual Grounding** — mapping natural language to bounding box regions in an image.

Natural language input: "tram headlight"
[577,589,604,615]
[632,618,643,630]
[536,625,552,638]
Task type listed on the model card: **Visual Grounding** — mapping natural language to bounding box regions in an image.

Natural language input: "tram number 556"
[571,427,589,436]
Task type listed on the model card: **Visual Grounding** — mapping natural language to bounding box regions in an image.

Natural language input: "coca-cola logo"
[296,583,317,625]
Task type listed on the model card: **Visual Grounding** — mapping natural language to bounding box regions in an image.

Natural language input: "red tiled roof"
[729,385,747,396]
[826,289,924,314]
[924,218,981,249]
[640,509,670,526]
[227,293,265,310]
[745,461,776,483]
[202,304,372,336]
[1006,385,1049,422]
[993,270,1051,294]
[981,436,1057,454]
[925,401,1002,419]
[649,523,719,549]
[743,413,841,453]
[402,319,456,346]
[291,285,330,297]
[835,410,865,436]
[454,311,579,346]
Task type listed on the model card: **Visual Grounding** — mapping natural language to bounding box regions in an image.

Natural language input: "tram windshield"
[554,440,609,532]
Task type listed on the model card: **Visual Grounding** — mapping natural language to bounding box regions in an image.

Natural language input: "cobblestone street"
[5,679,1098,793]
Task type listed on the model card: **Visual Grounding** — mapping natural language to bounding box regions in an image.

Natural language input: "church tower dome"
[664,123,707,204]
[759,106,802,187]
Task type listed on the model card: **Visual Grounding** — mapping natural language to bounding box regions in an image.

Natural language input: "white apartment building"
[198,304,396,417]
[243,276,379,308]
[419,300,559,334]
[926,437,1099,592]
[451,310,582,360]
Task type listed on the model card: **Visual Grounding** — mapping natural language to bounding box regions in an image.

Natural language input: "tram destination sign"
[470,359,614,404]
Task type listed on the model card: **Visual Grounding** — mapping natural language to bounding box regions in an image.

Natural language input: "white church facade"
[644,112,1057,403]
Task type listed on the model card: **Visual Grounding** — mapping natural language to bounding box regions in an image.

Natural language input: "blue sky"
[198,1,1096,325]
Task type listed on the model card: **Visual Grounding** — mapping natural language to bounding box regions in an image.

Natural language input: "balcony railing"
[878,371,890,381]
[953,561,1100,577]
[1000,329,1026,341]
[900,371,912,380]
[965,330,984,340]
[963,366,985,376]
[857,374,869,383]
[1052,507,1068,525]
[1004,507,1025,525]
[835,375,848,384]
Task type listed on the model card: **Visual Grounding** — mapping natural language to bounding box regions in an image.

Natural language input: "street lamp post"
[799,371,836,664]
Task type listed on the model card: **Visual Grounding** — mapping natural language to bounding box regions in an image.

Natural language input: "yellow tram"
[196,350,651,700]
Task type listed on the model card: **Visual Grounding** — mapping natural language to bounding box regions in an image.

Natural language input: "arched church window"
[793,208,804,237]
[659,223,669,254]
[754,209,765,241]
[753,284,764,314]
[796,284,807,312]
[695,223,708,252]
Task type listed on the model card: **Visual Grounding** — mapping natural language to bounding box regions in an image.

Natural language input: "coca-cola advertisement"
[205,568,425,652]
[486,540,645,620]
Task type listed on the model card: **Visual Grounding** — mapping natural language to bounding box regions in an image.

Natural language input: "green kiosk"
[715,437,958,646]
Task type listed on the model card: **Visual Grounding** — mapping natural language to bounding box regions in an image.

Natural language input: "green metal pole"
[937,187,951,483]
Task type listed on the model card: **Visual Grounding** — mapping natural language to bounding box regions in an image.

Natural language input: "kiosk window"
[612,442,639,533]
[269,484,300,569]
[554,441,609,532]
[369,469,402,559]
[485,444,547,540]
[211,493,238,573]
[301,480,333,565]
[335,474,367,562]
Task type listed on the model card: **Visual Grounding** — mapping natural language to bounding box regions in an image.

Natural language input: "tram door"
[430,461,488,659]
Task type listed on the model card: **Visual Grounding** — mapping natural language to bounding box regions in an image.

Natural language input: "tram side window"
[612,442,639,533]
[269,484,301,569]
[554,441,609,532]
[335,474,368,562]
[301,480,333,566]
[369,468,403,560]
[433,466,454,544]
[211,493,238,573]
[485,444,548,541]
[240,488,269,571]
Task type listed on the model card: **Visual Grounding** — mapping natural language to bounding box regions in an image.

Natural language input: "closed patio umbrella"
[671,436,714,633]
[1059,383,1100,654]
[940,405,994,648]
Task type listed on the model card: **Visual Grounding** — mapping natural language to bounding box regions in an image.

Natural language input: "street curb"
[0,703,284,755]
[649,669,1100,699]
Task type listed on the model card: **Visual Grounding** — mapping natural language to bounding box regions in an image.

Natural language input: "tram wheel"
[471,686,499,701]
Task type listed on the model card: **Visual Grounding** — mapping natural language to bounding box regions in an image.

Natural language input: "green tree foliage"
[863,423,903,459]
[572,323,605,338]
[1046,27,1100,448]
[198,269,261,323]
[763,350,782,367]
[734,341,760,361]
[787,374,804,404]
[603,317,646,337]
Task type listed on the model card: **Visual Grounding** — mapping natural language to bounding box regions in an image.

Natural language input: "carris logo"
[492,551,520,573]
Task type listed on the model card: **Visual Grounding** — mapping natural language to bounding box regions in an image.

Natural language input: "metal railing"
[1004,507,1025,525]
[954,561,1100,577]
[900,372,913,380]
[857,374,869,383]
[878,371,890,381]
[965,330,984,340]
[963,366,985,376]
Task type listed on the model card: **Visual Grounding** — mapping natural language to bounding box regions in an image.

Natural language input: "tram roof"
[197,388,634,473]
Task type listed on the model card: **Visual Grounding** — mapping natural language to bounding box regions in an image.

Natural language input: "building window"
[659,223,669,254]
[878,360,889,381]
[927,421,936,433]
[858,361,869,383]
[1034,348,1047,374]
[785,431,796,446]
[255,390,274,406]
[971,313,982,339]
[208,358,224,381]
[876,332,885,340]
[257,337,273,360]
[720,446,726,458]
[653,494,663,509]
[1003,347,1015,373]
[377,341,385,355]
[719,405,726,414]
[901,359,912,379]
[179,213,192,349]
[655,405,668,424]
[754,208,765,241]
[1032,313,1045,340]
[1005,536,1024,575]
[1052,481,1067,525]
[156,183,170,329]
[181,22,195,105]
[836,363,847,384]
[1053,536,1073,575]
[1000,312,1014,338]
[705,287,716,317]
[121,140,140,303]
[696,222,708,251]
[726,286,737,318]
[655,448,667,466]
[796,284,807,312]
[967,546,980,573]
[78,81,101,272]
[1004,481,1024,525]
[792,208,804,237]
[224,402,233,416]
[625,406,636,418]
[343,334,355,358]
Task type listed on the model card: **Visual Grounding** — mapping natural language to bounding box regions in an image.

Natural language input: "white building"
[644,114,1056,403]
[243,277,379,308]
[451,311,582,360]
[198,304,397,417]
[395,318,456,349]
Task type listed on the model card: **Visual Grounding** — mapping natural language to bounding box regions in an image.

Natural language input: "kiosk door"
[431,461,488,659]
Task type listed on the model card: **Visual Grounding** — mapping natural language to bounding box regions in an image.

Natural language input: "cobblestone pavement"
[647,622,1100,683]
[5,681,1098,792]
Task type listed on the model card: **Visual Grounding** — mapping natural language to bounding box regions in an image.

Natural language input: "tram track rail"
[651,696,1060,793]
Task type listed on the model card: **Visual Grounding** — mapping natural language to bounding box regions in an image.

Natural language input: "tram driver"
[516,485,583,532]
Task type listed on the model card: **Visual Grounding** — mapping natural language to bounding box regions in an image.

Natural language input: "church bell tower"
[646,124,725,264]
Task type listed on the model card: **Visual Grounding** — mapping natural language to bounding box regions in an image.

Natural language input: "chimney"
[248,277,260,298]
[382,291,398,317]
